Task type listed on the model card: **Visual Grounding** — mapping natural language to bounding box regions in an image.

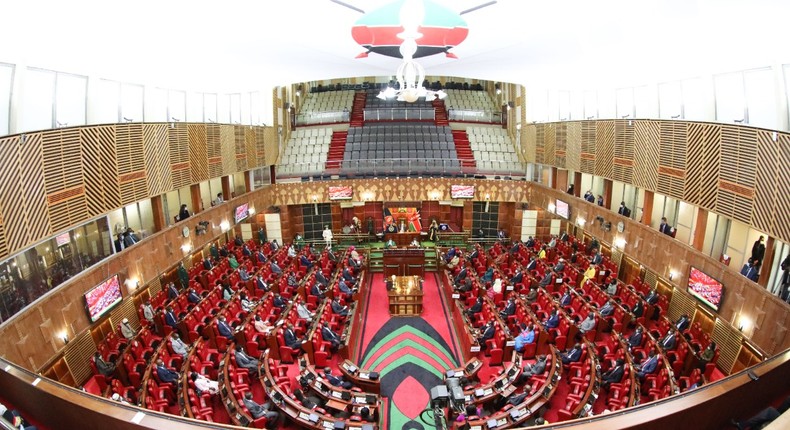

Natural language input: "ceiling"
[1,0,788,92]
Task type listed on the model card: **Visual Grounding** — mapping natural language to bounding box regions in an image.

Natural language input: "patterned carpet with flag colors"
[356,273,461,429]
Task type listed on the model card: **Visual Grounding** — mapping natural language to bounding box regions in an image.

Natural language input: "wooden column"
[758,236,776,287]
[642,190,655,226]
[150,195,166,233]
[555,169,569,193]
[692,208,708,252]
[550,167,558,191]
[244,171,252,193]
[221,176,231,200]
[573,172,582,197]
[603,179,613,209]
[190,184,202,215]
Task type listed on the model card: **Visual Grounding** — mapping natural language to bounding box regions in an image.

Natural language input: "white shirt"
[194,375,219,394]
[492,278,503,293]
[143,305,154,322]
[120,322,135,340]
[323,229,333,242]
[171,337,189,357]
[288,247,297,258]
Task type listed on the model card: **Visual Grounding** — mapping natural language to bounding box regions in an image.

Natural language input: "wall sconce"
[181,243,192,254]
[738,317,751,332]
[495,83,501,95]
[668,270,678,281]
[429,191,441,201]
[361,191,374,202]
[124,278,140,291]
[219,220,230,232]
[614,237,627,249]
[248,206,256,215]
[547,203,556,214]
[59,331,69,345]
[312,195,319,215]
[295,85,303,97]
[576,217,586,227]
[484,194,491,213]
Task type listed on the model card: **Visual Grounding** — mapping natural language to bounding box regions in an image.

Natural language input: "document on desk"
[332,391,343,399]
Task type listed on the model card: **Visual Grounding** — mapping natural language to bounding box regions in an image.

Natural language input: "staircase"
[432,98,449,126]
[452,130,476,169]
[350,92,367,127]
[325,130,348,169]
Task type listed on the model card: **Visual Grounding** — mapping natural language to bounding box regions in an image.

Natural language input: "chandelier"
[377,0,447,102]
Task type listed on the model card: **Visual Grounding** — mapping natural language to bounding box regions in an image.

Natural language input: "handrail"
[295,110,349,126]
[363,108,435,122]
[277,157,527,177]
[448,109,503,123]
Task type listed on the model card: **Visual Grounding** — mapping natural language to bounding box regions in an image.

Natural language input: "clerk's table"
[387,276,423,316]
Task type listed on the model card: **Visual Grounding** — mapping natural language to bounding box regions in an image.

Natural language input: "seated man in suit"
[605,278,618,296]
[544,309,560,329]
[578,313,596,334]
[330,299,349,317]
[509,242,521,255]
[323,367,353,389]
[525,354,547,377]
[554,258,566,273]
[342,267,357,285]
[310,282,326,299]
[254,275,269,292]
[272,293,287,309]
[599,299,615,317]
[203,257,213,270]
[468,248,479,260]
[675,313,691,332]
[155,358,179,383]
[561,343,583,364]
[170,333,189,358]
[243,392,280,428]
[740,258,759,282]
[500,297,516,319]
[269,260,282,275]
[559,288,573,307]
[477,321,496,347]
[283,323,306,353]
[539,269,554,287]
[216,315,234,340]
[238,267,251,282]
[315,270,330,288]
[256,250,267,264]
[524,286,538,303]
[167,282,179,301]
[321,321,342,352]
[219,246,229,258]
[186,288,201,305]
[632,299,645,318]
[635,350,659,380]
[234,345,260,377]
[525,236,535,248]
[93,352,116,377]
[510,269,523,285]
[338,278,356,297]
[164,307,178,330]
[455,277,473,293]
[465,297,483,319]
[525,256,538,272]
[659,327,678,351]
[644,288,660,306]
[590,249,603,265]
[241,244,252,257]
[453,267,468,286]
[601,358,626,390]
[627,326,644,349]
[299,254,313,269]
[444,247,457,263]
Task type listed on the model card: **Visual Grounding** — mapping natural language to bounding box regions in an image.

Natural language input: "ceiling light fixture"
[377,0,447,103]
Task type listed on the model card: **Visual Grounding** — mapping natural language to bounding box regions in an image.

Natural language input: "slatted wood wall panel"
[580,122,596,174]
[751,130,777,235]
[206,124,222,178]
[768,134,790,243]
[594,121,614,178]
[263,127,278,166]
[667,291,697,324]
[235,126,249,172]
[565,122,581,171]
[543,124,556,167]
[713,318,743,374]
[522,124,536,163]
[631,121,660,192]
[245,127,257,169]
[81,126,121,217]
[188,124,208,183]
[0,135,23,254]
[110,297,140,332]
[657,121,686,200]
[18,133,49,246]
[63,330,95,388]
[44,129,89,234]
[143,124,172,196]
[612,120,634,184]
[716,125,756,225]
[534,124,545,165]
[643,269,658,289]
[684,123,720,211]
[554,123,566,168]
[220,125,236,176]
[169,123,190,189]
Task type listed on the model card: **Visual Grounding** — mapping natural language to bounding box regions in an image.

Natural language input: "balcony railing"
[276,157,526,178]
[448,109,502,123]
[295,110,350,126]
[363,108,436,122]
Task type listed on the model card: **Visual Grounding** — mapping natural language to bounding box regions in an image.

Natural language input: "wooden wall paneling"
[168,123,190,189]
[667,288,698,325]
[534,124,545,165]
[220,125,236,176]
[631,120,660,191]
[0,135,28,255]
[16,133,50,247]
[142,124,173,196]
[594,121,614,178]
[656,121,686,200]
[115,124,148,206]
[244,127,256,170]
[43,129,88,234]
[110,294,141,332]
[81,126,121,217]
[206,124,222,178]
[716,125,756,225]
[612,120,634,184]
[684,123,720,211]
[522,122,535,163]
[769,133,790,245]
[187,124,208,184]
[543,124,556,166]
[751,130,779,237]
[579,121,596,174]
[263,127,277,166]
[565,122,581,172]
[713,317,743,374]
[553,123,565,168]
[63,330,96,386]
[233,126,247,172]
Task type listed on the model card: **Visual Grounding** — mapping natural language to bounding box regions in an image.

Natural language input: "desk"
[382,249,424,277]
[383,232,421,248]
[388,276,424,316]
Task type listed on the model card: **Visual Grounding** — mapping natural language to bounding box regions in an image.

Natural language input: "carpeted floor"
[357,273,462,430]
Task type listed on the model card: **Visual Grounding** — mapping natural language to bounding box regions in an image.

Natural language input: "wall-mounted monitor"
[234,203,250,224]
[328,186,353,200]
[555,199,569,219]
[84,274,122,322]
[687,266,724,311]
[55,232,71,247]
[451,185,475,199]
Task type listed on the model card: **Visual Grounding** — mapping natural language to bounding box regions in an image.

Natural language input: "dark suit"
[255,278,268,291]
[331,301,349,317]
[559,292,572,307]
[283,328,302,350]
[676,316,690,332]
[187,291,201,304]
[270,262,282,275]
[660,332,677,350]
[659,223,672,235]
[602,364,624,387]
[157,365,179,383]
[467,299,483,316]
[315,271,329,287]
[234,350,259,376]
[273,296,286,308]
[741,264,759,282]
[545,314,559,329]
[256,251,267,264]
[478,324,495,346]
[627,331,643,349]
[217,320,234,340]
[325,372,352,389]
[321,326,341,350]
[539,272,553,287]
[510,272,523,284]
[526,260,537,271]
[167,284,179,301]
[300,255,313,269]
[203,259,212,270]
[310,284,326,299]
[500,301,516,318]
[454,268,468,285]
[342,268,356,284]
[165,311,178,329]
[591,253,603,265]
[561,346,582,364]
[632,300,644,318]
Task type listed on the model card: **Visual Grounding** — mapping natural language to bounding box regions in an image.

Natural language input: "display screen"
[451,185,474,199]
[55,232,71,247]
[84,274,122,322]
[555,199,569,219]
[688,266,724,311]
[328,186,353,200]
[234,203,250,223]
